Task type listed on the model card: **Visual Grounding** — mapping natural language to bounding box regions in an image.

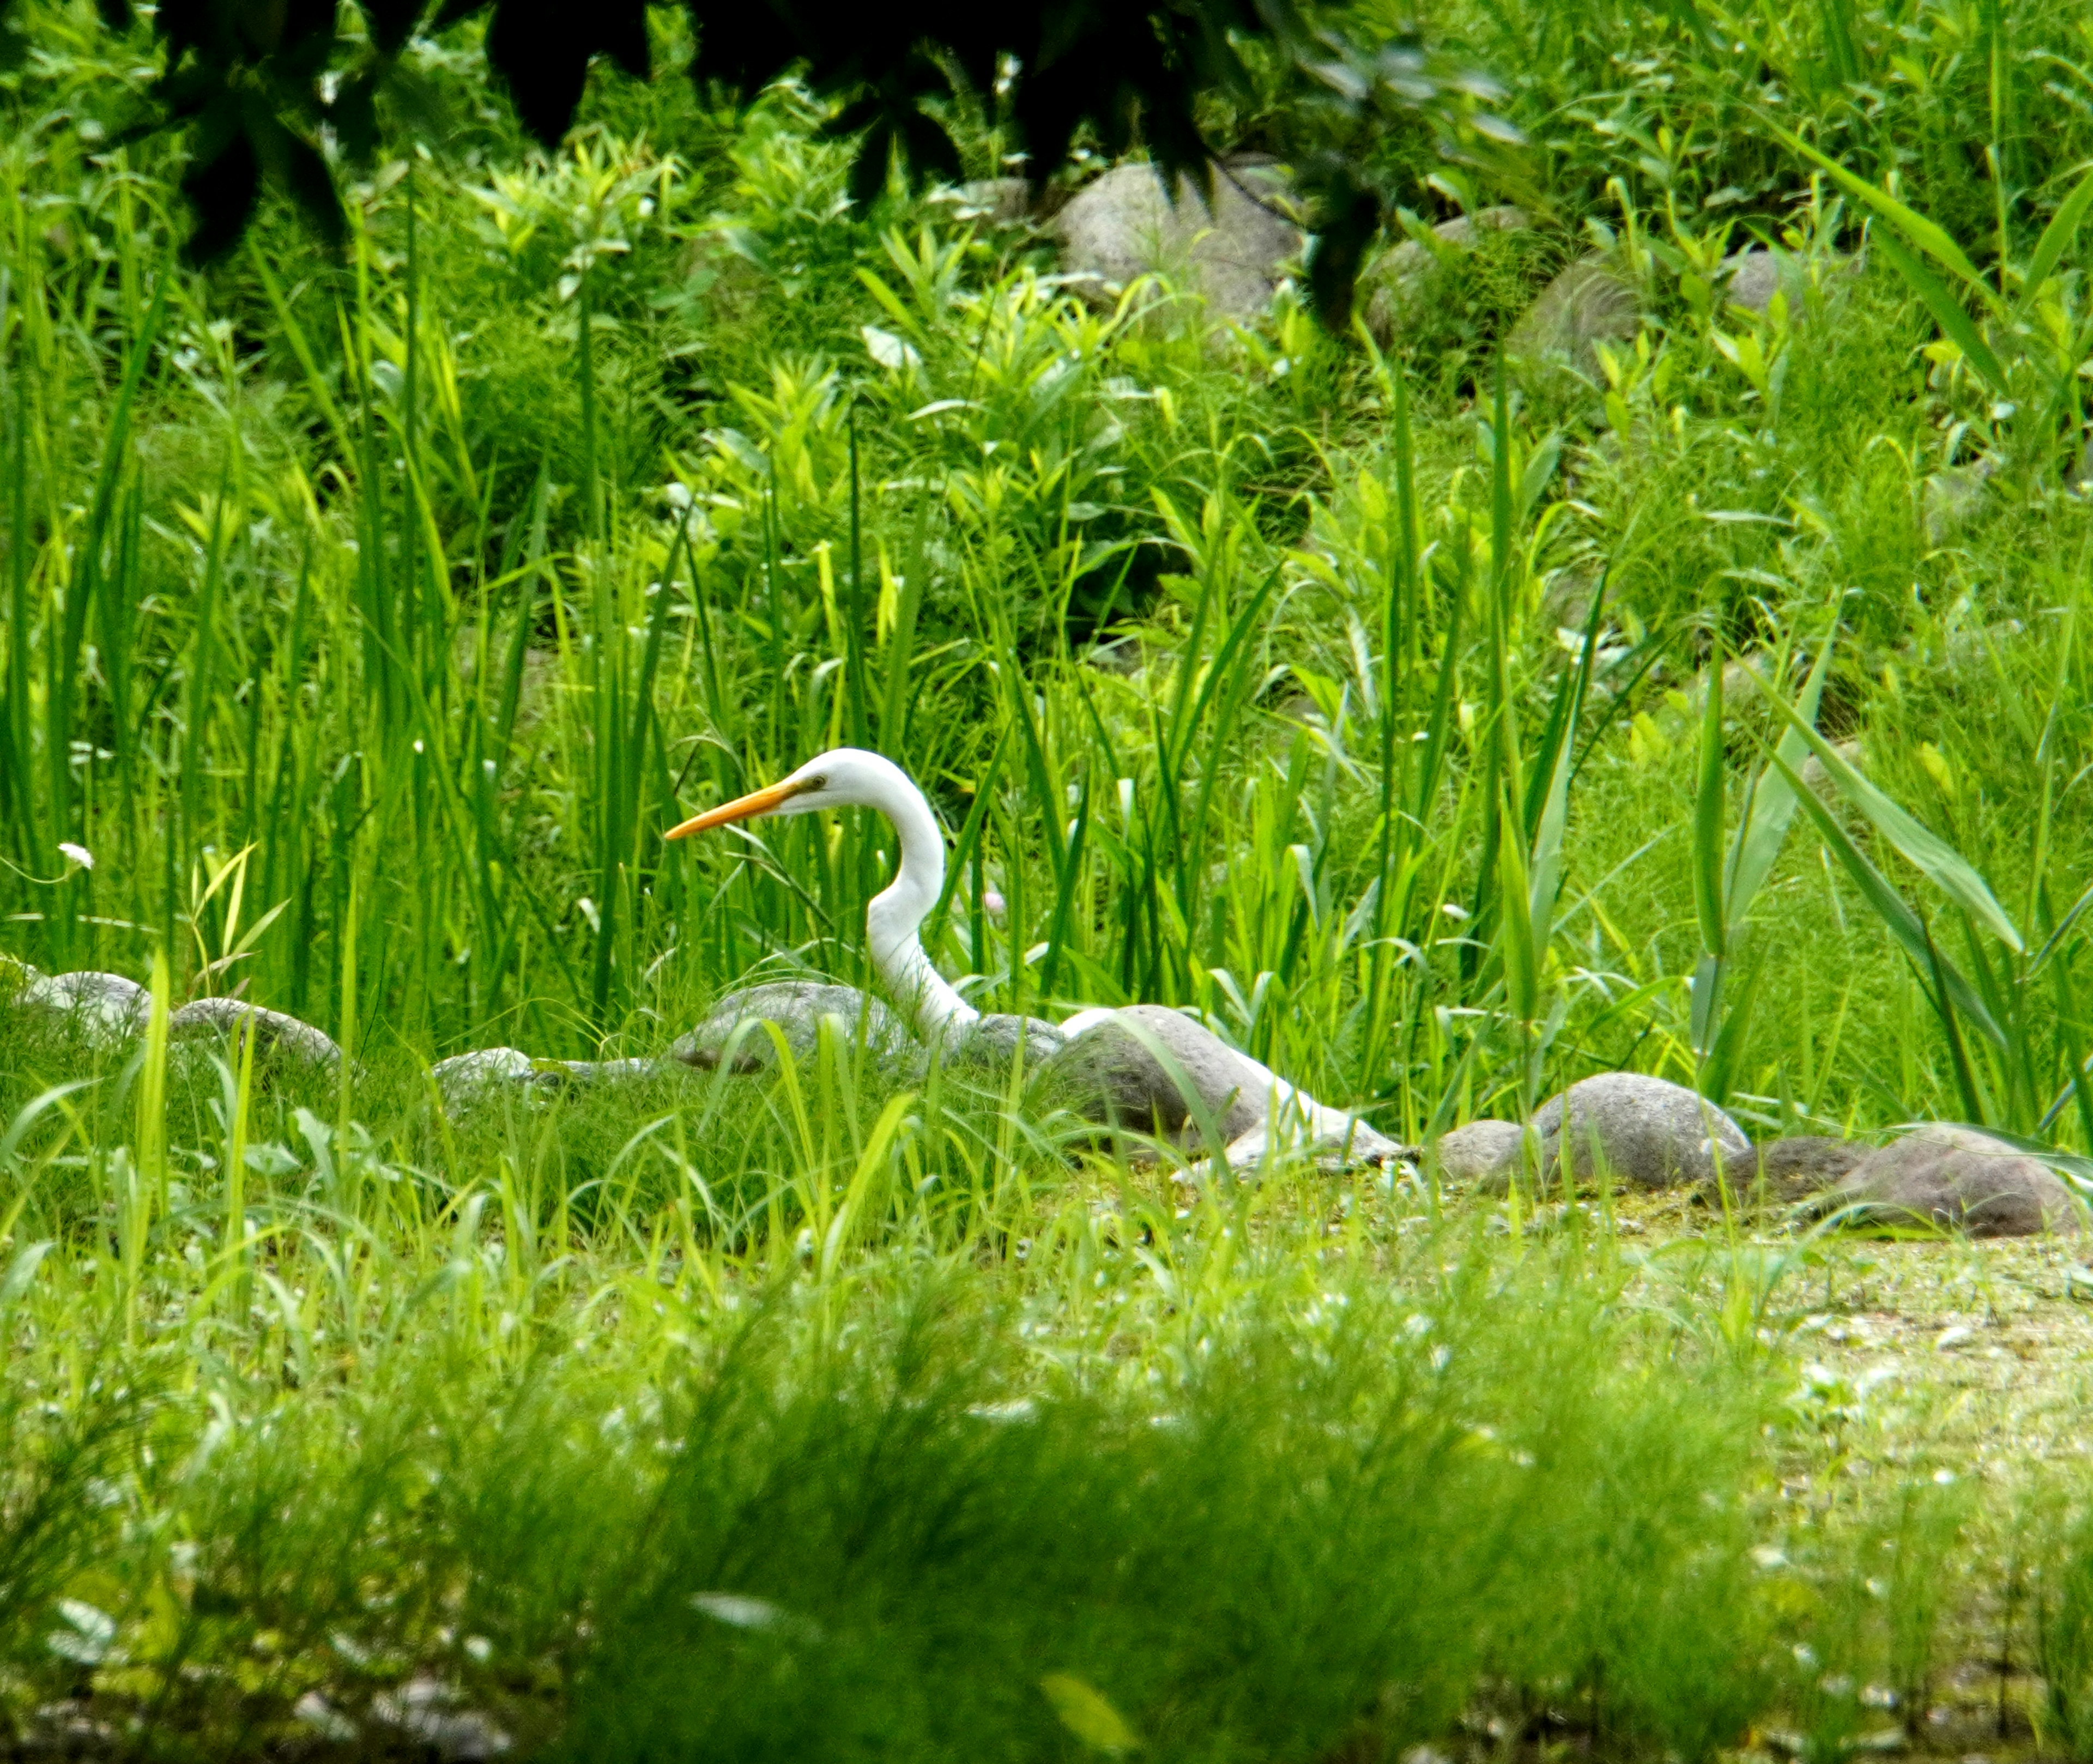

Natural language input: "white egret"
[666,748,1396,1172]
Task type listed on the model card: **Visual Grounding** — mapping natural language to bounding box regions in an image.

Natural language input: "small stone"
[430,1047,537,1108]
[1530,1073,1751,1188]
[1799,738,1864,795]
[534,1057,665,1087]
[951,177,1034,226]
[673,982,918,1074]
[1743,1135,1867,1203]
[1363,204,1529,344]
[168,997,344,1067]
[1717,247,1800,314]
[1817,1124,2085,1238]
[1430,1119,1524,1183]
[1505,254,1641,376]
[1923,458,1996,543]
[19,969,148,1045]
[371,1677,510,1760]
[1054,156,1302,323]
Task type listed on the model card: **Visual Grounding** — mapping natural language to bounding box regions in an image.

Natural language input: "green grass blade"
[1726,636,1831,935]
[1771,752,2007,1046]
[1871,232,2012,399]
[1766,120,1992,295]
[1746,660,2023,951]
[1693,635,1727,962]
[2016,160,2093,318]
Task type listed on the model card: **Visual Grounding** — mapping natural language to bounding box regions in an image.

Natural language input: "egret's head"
[664,748,913,839]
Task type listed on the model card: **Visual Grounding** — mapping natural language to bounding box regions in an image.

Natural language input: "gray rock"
[430,1047,537,1109]
[953,178,1035,226]
[20,969,148,1044]
[1799,738,1863,796]
[1204,1109,1404,1177]
[167,997,343,1067]
[1924,457,1997,543]
[1816,1124,2085,1238]
[1363,205,1529,344]
[948,1013,1066,1071]
[1043,1003,1267,1145]
[1743,1135,1867,1202]
[1054,156,1302,323]
[1718,248,1802,315]
[1505,254,1641,376]
[427,1050,668,1111]
[1532,1073,1751,1188]
[672,981,918,1074]
[371,1677,510,1760]
[537,1057,667,1086]
[1035,1005,1401,1175]
[1430,1119,1525,1183]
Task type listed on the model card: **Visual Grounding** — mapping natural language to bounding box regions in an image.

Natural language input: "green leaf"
[1498,788,1539,1025]
[1871,232,2012,399]
[1693,639,1727,961]
[0,1240,52,1316]
[2030,875,2093,977]
[2017,160,2093,320]
[1744,662,2022,951]
[1527,590,1602,954]
[1041,1675,1141,1754]
[1772,754,2006,1046]
[1765,121,1991,294]
[1725,634,1833,935]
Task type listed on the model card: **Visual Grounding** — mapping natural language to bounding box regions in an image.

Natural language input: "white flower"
[57,842,94,871]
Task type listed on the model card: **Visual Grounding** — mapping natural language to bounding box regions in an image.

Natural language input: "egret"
[666,748,1397,1172]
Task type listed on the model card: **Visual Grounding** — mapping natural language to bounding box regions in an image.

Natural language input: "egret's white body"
[668,748,1396,1172]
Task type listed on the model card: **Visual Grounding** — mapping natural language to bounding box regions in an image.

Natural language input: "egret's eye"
[805,775,827,791]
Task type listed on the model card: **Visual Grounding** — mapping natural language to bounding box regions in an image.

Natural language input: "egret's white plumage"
[668,747,1398,1171]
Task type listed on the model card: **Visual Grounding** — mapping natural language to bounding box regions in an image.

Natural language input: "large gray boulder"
[19,969,148,1045]
[1532,1073,1750,1188]
[1054,156,1302,323]
[168,997,343,1068]
[1363,205,1529,345]
[1505,254,1640,376]
[1815,1124,2085,1237]
[950,1013,1066,1071]
[1042,1004,1267,1145]
[1043,1004,1401,1173]
[672,982,918,1075]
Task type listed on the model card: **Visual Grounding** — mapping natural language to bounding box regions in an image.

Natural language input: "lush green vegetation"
[8,0,2093,1755]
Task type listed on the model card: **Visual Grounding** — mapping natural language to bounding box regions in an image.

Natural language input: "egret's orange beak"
[664,776,809,840]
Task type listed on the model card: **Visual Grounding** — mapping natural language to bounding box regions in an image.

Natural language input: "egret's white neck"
[865,783,979,1036]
